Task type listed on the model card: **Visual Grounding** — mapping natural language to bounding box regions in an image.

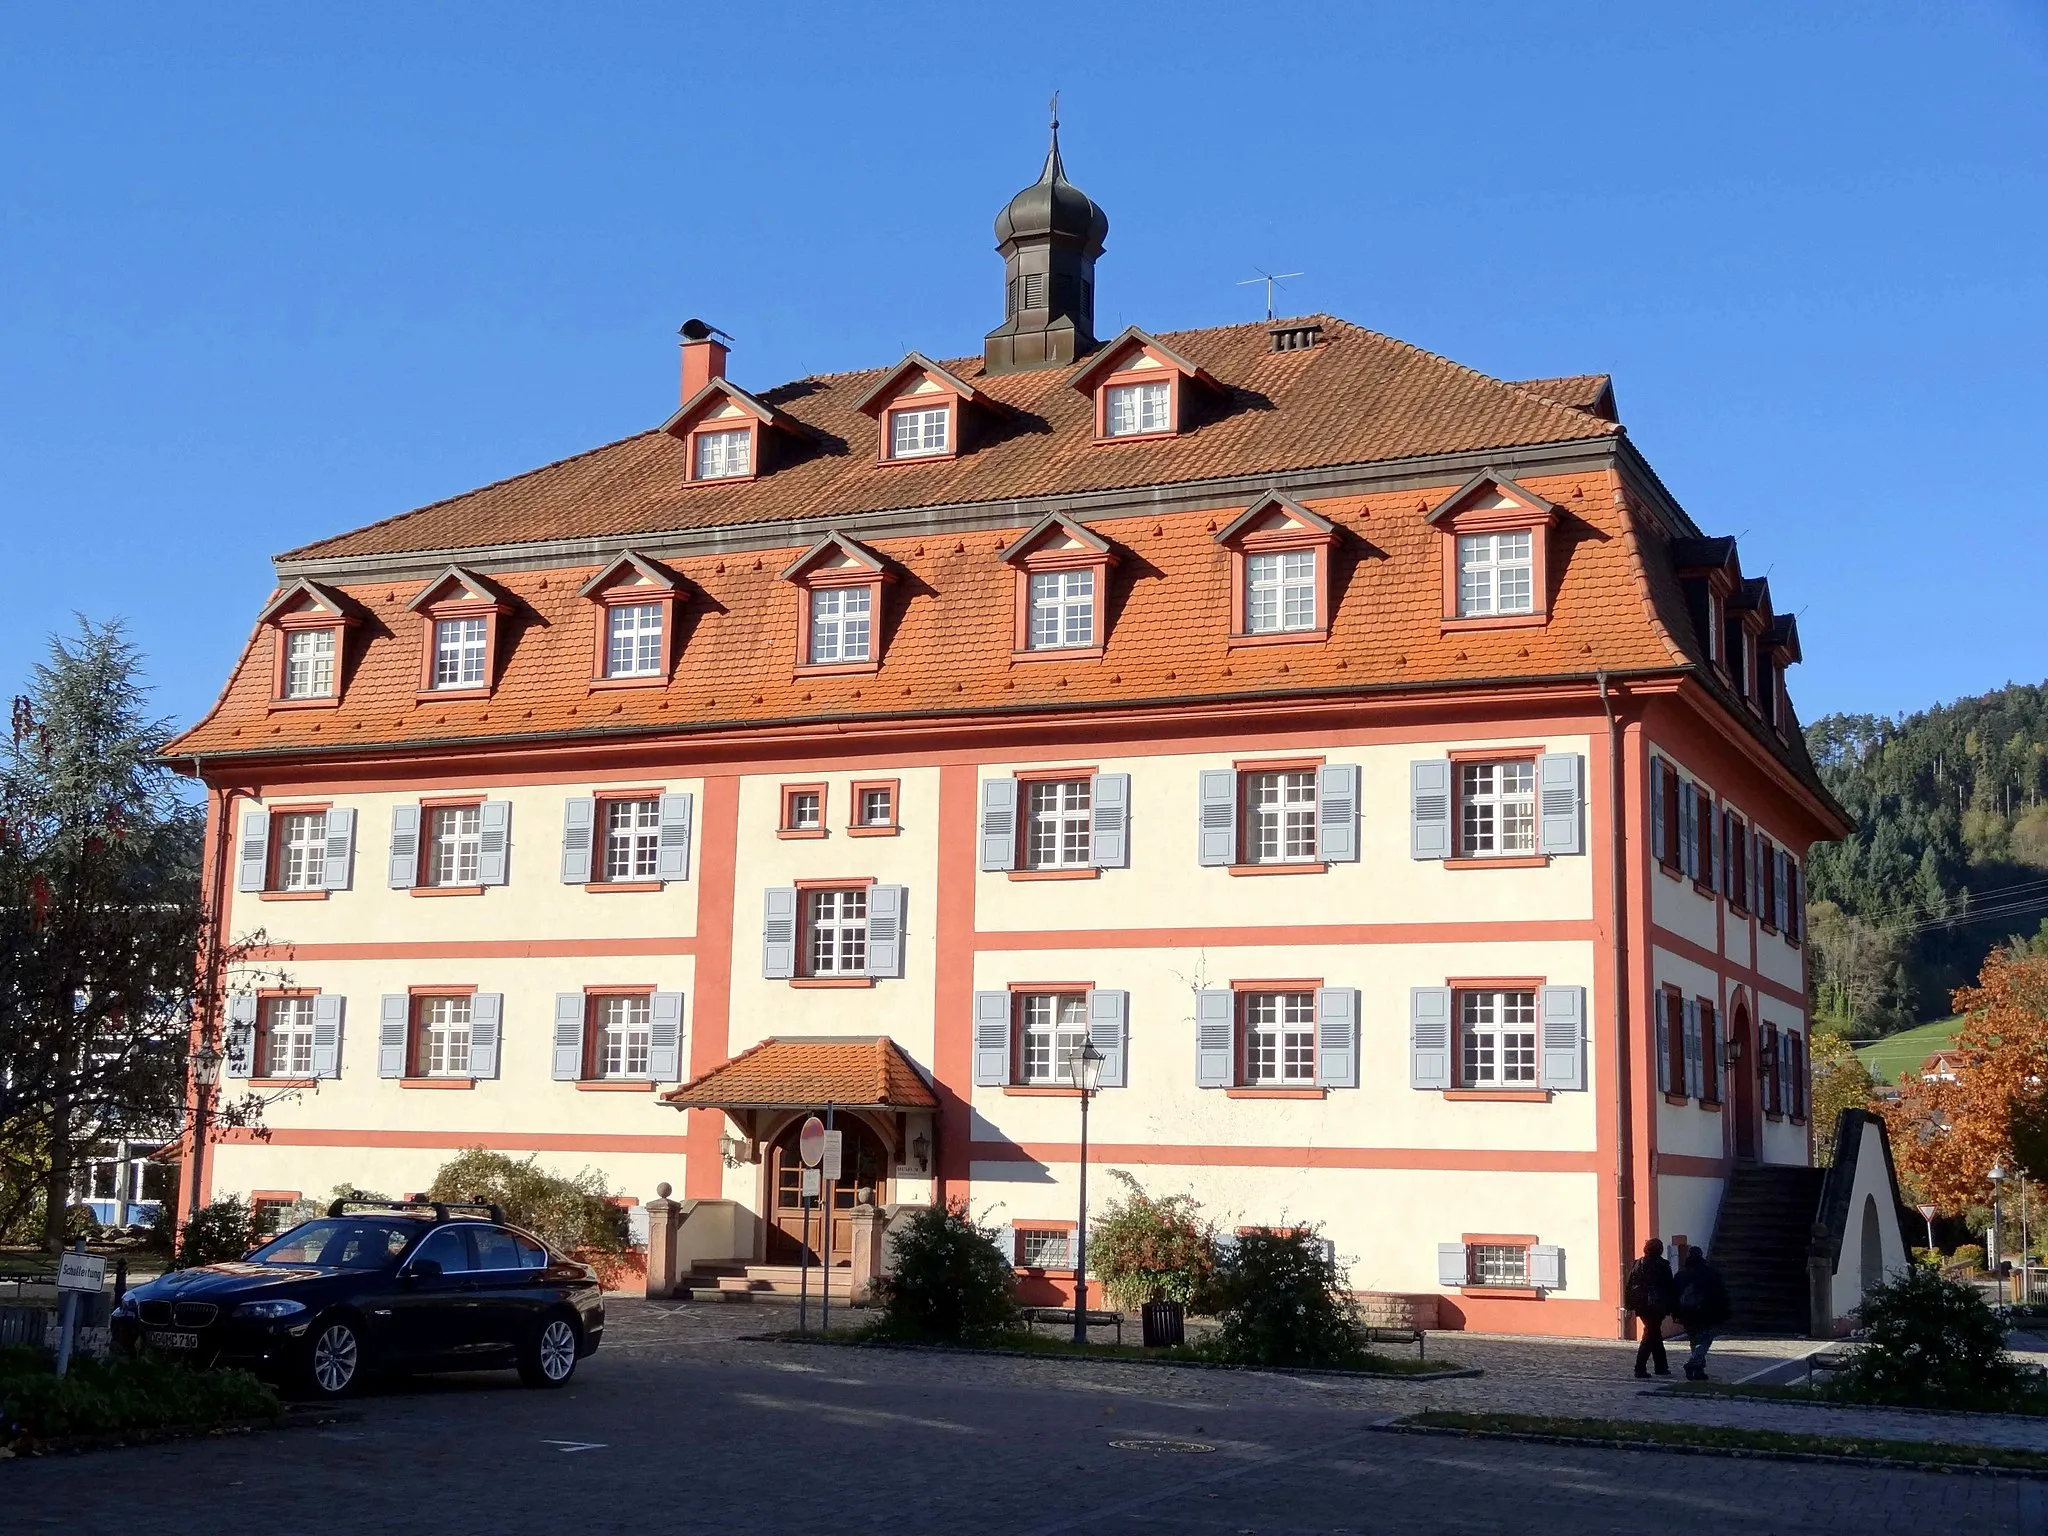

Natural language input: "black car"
[113,1199,605,1397]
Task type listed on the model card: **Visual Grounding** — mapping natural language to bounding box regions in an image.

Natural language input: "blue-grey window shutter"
[378,994,408,1077]
[1535,753,1583,856]
[1317,764,1359,862]
[762,888,798,979]
[1650,758,1665,865]
[388,805,419,889]
[1198,770,1237,867]
[1775,851,1790,932]
[1086,989,1127,1087]
[469,993,502,1078]
[656,793,693,881]
[866,885,906,978]
[1410,760,1451,860]
[1678,780,1696,880]
[1409,987,1452,1089]
[552,994,584,1081]
[560,797,595,884]
[321,807,355,891]
[310,994,344,1079]
[1708,803,1722,895]
[237,809,270,892]
[993,1223,1016,1266]
[1528,1244,1564,1290]
[979,778,1018,871]
[1437,1242,1470,1288]
[1745,827,1758,913]
[648,991,685,1081]
[225,993,257,1078]
[1195,989,1234,1087]
[1655,1002,1671,1095]
[1680,999,1699,1098]
[477,800,512,885]
[1315,987,1359,1088]
[1090,772,1130,869]
[973,991,1011,1086]
[1540,985,1585,1092]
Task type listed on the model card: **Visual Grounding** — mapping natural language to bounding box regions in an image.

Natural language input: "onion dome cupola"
[983,114,1109,375]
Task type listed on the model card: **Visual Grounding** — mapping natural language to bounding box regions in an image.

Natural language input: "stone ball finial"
[655,1181,673,1199]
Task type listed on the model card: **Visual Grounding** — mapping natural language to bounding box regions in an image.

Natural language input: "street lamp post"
[183,1041,224,1234]
[1069,1042,1105,1346]
[1989,1163,2006,1283]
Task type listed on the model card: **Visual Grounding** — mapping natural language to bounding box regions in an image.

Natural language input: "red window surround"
[267,614,352,711]
[1459,1233,1541,1297]
[1425,472,1561,632]
[581,553,682,690]
[1003,980,1094,1096]
[1225,977,1326,1099]
[1227,754,1328,878]
[402,983,478,1088]
[847,778,899,837]
[1215,493,1337,649]
[850,353,992,465]
[1444,746,1547,870]
[586,787,668,892]
[1091,365,1181,442]
[1445,976,1549,1101]
[576,984,659,1090]
[781,534,892,678]
[683,417,760,485]
[411,793,485,897]
[260,800,333,902]
[779,782,829,840]
[787,875,879,989]
[1068,329,1219,446]
[408,572,509,703]
[1003,516,1116,662]
[250,988,320,1085]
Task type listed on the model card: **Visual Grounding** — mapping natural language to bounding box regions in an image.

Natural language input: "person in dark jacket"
[1625,1237,1674,1378]
[1673,1246,1732,1380]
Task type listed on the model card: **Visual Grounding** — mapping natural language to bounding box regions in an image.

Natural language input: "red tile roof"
[662,1037,938,1110]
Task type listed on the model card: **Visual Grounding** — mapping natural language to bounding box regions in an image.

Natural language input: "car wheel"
[519,1314,579,1388]
[302,1316,366,1399]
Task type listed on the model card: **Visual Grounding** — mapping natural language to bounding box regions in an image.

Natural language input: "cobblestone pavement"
[4,1301,2043,1534]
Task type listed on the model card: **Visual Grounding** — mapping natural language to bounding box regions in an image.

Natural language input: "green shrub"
[1831,1265,2036,1409]
[1946,1243,1987,1273]
[175,1196,253,1268]
[0,1345,279,1442]
[1087,1170,1218,1310]
[426,1149,629,1280]
[1200,1227,1367,1369]
[867,1201,1021,1344]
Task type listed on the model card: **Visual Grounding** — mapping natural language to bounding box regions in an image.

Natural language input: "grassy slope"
[1855,1016,1961,1087]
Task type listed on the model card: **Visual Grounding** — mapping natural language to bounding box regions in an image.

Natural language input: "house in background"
[169,128,1860,1336]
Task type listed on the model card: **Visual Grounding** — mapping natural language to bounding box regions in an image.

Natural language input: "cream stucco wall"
[1829,1117,1909,1321]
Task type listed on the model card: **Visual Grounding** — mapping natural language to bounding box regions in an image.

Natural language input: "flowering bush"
[1086,1170,1218,1309]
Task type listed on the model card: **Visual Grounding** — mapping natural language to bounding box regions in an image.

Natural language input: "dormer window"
[1425,470,1561,631]
[1029,570,1095,649]
[694,428,752,480]
[284,627,337,699]
[606,604,664,677]
[1456,531,1534,617]
[890,406,950,459]
[580,550,684,689]
[855,354,991,465]
[1070,327,1221,445]
[1215,493,1336,647]
[433,618,489,689]
[405,566,509,701]
[809,587,872,665]
[1000,513,1117,662]
[1247,551,1316,634]
[259,578,357,710]
[783,533,892,676]
[1104,381,1171,437]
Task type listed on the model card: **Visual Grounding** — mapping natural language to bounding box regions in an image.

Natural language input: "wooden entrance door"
[1731,1006,1758,1160]
[765,1117,891,1266]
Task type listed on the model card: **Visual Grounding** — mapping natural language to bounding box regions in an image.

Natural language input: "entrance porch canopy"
[661,1035,938,1149]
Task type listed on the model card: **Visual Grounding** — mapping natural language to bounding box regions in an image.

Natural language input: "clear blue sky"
[3,5,2044,732]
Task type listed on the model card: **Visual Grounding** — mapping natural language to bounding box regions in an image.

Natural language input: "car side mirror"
[407,1259,442,1282]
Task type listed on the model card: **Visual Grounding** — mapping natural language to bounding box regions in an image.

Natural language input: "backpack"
[1624,1260,1647,1313]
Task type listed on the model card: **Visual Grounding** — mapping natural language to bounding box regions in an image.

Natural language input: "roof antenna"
[1237,268,1304,323]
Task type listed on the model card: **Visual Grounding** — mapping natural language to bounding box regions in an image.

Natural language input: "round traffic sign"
[800,1115,826,1167]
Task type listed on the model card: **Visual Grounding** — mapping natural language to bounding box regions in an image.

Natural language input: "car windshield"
[248,1219,420,1269]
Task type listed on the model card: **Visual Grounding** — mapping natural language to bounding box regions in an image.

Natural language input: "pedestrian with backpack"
[1624,1237,1675,1378]
[1673,1245,1732,1380]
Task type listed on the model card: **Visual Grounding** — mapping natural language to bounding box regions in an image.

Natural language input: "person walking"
[1673,1245,1731,1380]
[1625,1237,1675,1378]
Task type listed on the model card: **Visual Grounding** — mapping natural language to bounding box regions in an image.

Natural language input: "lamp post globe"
[1070,1042,1105,1345]
[188,1041,223,1089]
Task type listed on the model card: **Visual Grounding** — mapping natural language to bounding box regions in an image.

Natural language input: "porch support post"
[848,1199,885,1304]
[645,1182,683,1299]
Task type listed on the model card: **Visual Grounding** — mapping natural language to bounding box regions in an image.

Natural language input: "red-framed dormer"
[853,352,999,465]
[780,532,895,677]
[579,550,686,690]
[406,566,511,702]
[662,378,807,487]
[1069,326,1221,444]
[1424,469,1563,632]
[999,513,1118,662]
[1214,493,1338,647]
[258,578,360,711]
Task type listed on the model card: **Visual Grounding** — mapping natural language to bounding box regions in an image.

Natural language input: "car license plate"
[147,1330,199,1351]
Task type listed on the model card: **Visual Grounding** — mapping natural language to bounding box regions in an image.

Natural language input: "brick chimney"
[679,318,730,403]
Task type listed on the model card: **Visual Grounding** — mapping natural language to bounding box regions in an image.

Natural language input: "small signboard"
[1917,1204,1937,1222]
[799,1115,826,1167]
[821,1129,844,1182]
[56,1252,105,1294]
[801,1168,822,1200]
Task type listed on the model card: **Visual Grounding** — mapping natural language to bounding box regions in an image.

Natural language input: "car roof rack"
[324,1197,506,1223]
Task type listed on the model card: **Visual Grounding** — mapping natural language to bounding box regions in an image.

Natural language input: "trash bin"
[1141,1300,1185,1348]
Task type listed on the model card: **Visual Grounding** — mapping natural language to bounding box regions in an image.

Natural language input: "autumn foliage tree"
[1886,951,2048,1210]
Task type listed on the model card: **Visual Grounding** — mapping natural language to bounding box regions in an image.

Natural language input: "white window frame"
[1019,993,1089,1085]
[1243,992,1316,1085]
[605,603,664,678]
[274,810,328,891]
[263,996,316,1078]
[1024,779,1092,870]
[433,617,489,689]
[602,797,661,881]
[1245,770,1318,864]
[1458,760,1537,858]
[1246,550,1316,634]
[1103,380,1171,437]
[418,995,473,1077]
[858,786,893,827]
[283,628,336,699]
[889,405,950,459]
[1468,1243,1529,1287]
[1017,1226,1075,1269]
[595,994,652,1079]
[808,586,872,665]
[693,427,752,480]
[1027,569,1096,650]
[785,790,822,832]
[427,805,482,887]
[1455,531,1535,618]
[1459,989,1539,1087]
[806,888,868,976]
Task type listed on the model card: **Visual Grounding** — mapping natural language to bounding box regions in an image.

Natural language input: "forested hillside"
[1805,682,2048,1037]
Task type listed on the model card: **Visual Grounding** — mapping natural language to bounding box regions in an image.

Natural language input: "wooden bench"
[1365,1325,1428,1360]
[1021,1306,1125,1345]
